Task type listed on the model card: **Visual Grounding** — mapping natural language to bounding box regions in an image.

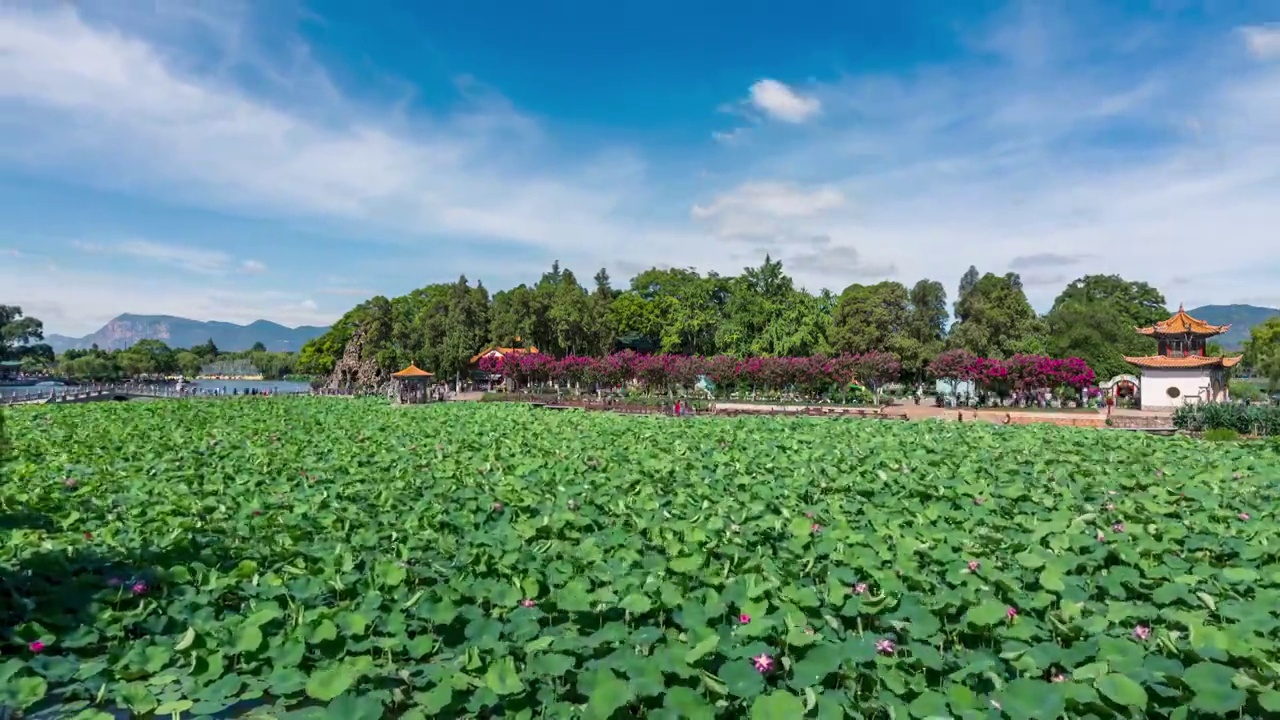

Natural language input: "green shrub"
[1203,427,1240,442]
[0,406,9,462]
[1173,402,1280,436]
[1229,378,1265,403]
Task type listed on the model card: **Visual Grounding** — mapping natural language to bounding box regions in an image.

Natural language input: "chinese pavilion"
[390,363,435,404]
[1123,305,1242,409]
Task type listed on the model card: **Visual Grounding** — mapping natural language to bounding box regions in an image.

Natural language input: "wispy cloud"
[240,259,267,274]
[695,8,1280,309]
[3,2,1280,334]
[317,287,374,297]
[71,239,236,275]
[1241,24,1280,60]
[1008,253,1093,270]
[746,79,821,123]
[0,7,683,261]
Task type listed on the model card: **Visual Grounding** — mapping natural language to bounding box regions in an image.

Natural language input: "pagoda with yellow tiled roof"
[1123,305,1243,409]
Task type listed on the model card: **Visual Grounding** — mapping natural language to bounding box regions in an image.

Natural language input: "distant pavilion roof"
[469,344,539,364]
[1136,305,1230,337]
[391,364,434,379]
[1122,355,1243,369]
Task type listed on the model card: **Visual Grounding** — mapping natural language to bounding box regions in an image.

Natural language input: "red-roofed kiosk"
[1123,305,1243,409]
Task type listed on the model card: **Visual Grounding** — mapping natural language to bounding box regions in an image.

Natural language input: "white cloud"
[3,3,1280,331]
[1241,24,1280,60]
[688,14,1280,307]
[747,79,821,123]
[692,182,845,221]
[0,8,677,260]
[240,259,267,273]
[318,287,374,297]
[71,239,234,275]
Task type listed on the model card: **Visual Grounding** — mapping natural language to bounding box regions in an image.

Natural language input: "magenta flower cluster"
[479,350,902,394]
[927,350,1096,391]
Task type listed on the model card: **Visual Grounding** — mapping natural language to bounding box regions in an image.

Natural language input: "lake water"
[0,379,313,399]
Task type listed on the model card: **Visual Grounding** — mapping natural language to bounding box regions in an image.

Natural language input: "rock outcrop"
[324,323,388,391]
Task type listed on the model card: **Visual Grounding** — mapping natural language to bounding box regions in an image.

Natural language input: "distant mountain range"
[1187,304,1279,350]
[44,314,330,353]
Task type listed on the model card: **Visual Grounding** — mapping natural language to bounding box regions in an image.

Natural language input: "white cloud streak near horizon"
[1,5,1279,336]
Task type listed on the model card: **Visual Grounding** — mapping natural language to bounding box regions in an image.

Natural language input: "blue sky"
[2,1,1278,335]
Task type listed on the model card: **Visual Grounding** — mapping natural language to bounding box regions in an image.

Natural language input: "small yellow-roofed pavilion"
[392,364,434,379]
[391,364,436,404]
[1123,305,1243,409]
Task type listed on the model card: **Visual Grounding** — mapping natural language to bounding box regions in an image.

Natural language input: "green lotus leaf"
[1096,673,1147,708]
[750,691,805,720]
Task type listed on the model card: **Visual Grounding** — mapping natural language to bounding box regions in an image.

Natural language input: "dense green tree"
[830,281,913,356]
[174,351,203,378]
[0,306,43,360]
[192,338,219,360]
[949,271,1043,357]
[1244,316,1280,390]
[631,266,728,355]
[120,338,177,375]
[1050,275,1168,327]
[1043,275,1167,381]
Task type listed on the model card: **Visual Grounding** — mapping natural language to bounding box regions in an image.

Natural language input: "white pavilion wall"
[1139,368,1213,409]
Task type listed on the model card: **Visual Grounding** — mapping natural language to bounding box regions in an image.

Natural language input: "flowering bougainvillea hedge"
[3,399,1279,718]
[478,350,1096,398]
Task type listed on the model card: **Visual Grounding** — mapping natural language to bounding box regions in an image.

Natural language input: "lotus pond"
[3,399,1280,719]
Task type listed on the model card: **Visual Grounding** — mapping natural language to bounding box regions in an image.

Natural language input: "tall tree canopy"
[1043,275,1168,381]
[948,271,1043,358]
[1,305,44,360]
[1244,316,1280,391]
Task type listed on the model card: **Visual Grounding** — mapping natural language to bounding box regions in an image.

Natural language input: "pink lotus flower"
[1112,522,1125,533]
[1006,607,1018,620]
[1096,531,1106,542]
[1104,502,1115,511]
[804,627,815,635]
[973,497,986,505]
[751,653,774,673]
[1050,673,1067,683]
[1133,624,1151,640]
[83,532,93,540]
[63,478,77,488]
[967,560,980,572]
[875,638,896,654]
[1239,512,1250,521]
[520,598,536,608]
[131,581,148,596]
[738,613,751,624]
[804,511,814,519]
[810,523,822,534]
[29,640,45,653]
[853,583,868,595]
[492,502,504,512]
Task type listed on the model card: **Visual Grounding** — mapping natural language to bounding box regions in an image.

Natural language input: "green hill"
[1187,304,1279,350]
